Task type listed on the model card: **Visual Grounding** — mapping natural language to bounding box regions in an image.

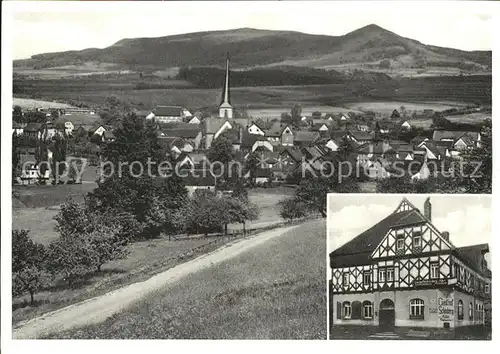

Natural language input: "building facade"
[330,197,491,330]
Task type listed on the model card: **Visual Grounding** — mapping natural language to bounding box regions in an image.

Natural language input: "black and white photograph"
[328,194,492,340]
[0,0,496,346]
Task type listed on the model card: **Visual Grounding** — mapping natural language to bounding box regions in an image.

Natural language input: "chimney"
[424,197,432,221]
[441,231,450,242]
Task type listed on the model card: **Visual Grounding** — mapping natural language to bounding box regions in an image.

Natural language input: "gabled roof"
[349,131,374,141]
[24,123,44,132]
[154,105,184,117]
[241,131,267,148]
[330,205,427,267]
[433,130,480,142]
[455,244,491,278]
[294,131,320,143]
[203,118,232,134]
[265,122,291,137]
[164,128,201,139]
[280,147,304,162]
[103,131,115,139]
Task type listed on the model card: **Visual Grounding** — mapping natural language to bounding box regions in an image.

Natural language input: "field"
[344,101,468,116]
[45,220,327,339]
[13,74,492,116]
[12,98,75,109]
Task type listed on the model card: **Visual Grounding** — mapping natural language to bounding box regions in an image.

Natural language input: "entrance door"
[379,299,395,329]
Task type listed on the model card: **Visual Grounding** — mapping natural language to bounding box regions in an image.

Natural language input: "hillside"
[14,25,491,75]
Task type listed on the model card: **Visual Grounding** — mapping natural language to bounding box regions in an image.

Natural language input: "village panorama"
[11,21,492,339]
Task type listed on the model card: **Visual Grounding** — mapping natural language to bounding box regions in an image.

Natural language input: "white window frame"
[396,231,405,250]
[386,267,394,282]
[363,271,371,286]
[343,302,352,319]
[485,284,490,293]
[363,302,373,319]
[412,231,422,249]
[409,298,425,319]
[342,273,349,286]
[430,262,440,279]
[379,268,386,282]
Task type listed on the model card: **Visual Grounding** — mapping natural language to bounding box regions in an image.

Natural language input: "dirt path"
[13,224,300,339]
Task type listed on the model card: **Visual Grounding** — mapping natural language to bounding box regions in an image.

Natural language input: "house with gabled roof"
[147,105,191,123]
[293,131,320,147]
[330,197,491,330]
[247,122,266,136]
[202,118,233,149]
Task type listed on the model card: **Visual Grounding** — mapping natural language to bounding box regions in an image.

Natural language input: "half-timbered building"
[330,197,491,330]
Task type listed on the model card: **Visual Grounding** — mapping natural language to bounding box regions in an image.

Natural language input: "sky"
[327,194,492,273]
[8,1,494,60]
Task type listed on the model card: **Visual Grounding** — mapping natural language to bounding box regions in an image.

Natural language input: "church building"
[330,197,491,331]
[219,53,233,119]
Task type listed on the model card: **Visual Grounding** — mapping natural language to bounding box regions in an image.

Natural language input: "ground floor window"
[458,300,464,320]
[343,301,352,319]
[409,298,425,319]
[363,301,373,319]
[469,302,473,320]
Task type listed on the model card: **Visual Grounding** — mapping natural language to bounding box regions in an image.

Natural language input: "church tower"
[219,53,233,119]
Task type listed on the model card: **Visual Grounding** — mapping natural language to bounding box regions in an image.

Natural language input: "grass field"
[12,98,75,109]
[344,101,466,116]
[45,219,327,339]
[13,75,491,114]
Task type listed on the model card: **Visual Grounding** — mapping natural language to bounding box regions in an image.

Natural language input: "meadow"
[45,220,327,339]
[13,74,492,117]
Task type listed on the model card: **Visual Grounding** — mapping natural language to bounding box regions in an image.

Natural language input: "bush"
[279,198,309,222]
[12,230,47,304]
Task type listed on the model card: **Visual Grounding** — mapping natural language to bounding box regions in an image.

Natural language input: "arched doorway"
[379,299,395,329]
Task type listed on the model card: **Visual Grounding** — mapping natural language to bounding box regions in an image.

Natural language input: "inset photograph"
[328,194,491,340]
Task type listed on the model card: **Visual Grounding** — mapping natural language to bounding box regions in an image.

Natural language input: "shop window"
[343,301,352,319]
[458,300,464,320]
[409,298,425,319]
[430,262,439,279]
[469,302,473,320]
[363,301,373,319]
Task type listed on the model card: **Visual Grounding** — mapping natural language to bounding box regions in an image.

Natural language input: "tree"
[337,135,355,161]
[99,96,129,126]
[291,104,303,128]
[312,111,322,118]
[281,112,293,126]
[207,136,234,180]
[183,190,224,236]
[50,110,60,120]
[295,178,332,217]
[390,109,400,119]
[244,152,259,185]
[68,158,84,183]
[279,198,309,222]
[50,134,67,183]
[50,200,138,277]
[12,230,47,304]
[379,59,391,69]
[13,105,23,123]
[12,134,21,181]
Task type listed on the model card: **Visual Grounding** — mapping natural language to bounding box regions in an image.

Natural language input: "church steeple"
[219,53,233,118]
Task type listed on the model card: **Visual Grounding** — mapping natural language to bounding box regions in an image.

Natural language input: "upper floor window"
[430,262,439,279]
[458,300,464,320]
[409,298,425,319]
[453,263,460,278]
[386,268,394,282]
[343,273,349,285]
[412,231,422,249]
[363,271,371,286]
[485,284,490,293]
[379,268,386,282]
[396,232,405,251]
